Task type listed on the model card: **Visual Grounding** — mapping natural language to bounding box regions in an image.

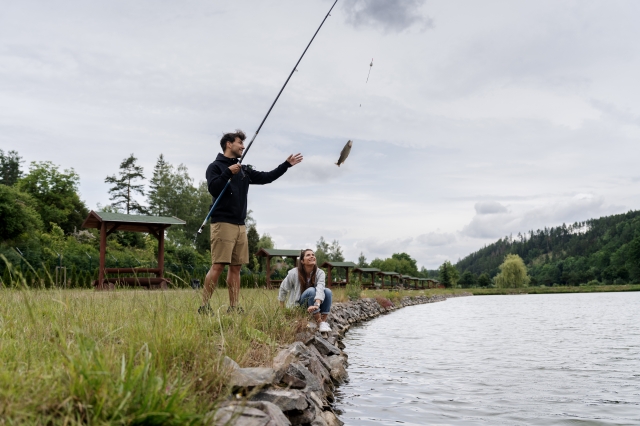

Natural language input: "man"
[199,130,303,314]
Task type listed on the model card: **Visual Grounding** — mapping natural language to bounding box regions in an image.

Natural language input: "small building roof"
[255,248,301,257]
[321,261,357,268]
[400,274,413,279]
[376,271,400,276]
[353,267,381,273]
[81,210,185,233]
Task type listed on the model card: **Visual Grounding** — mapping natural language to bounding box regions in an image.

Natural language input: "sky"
[2,0,640,269]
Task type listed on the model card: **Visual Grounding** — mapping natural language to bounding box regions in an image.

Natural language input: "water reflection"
[335,292,640,425]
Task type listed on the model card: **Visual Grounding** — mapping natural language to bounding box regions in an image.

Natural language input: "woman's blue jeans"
[298,287,332,315]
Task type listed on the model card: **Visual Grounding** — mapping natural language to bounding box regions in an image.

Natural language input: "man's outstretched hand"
[286,153,303,166]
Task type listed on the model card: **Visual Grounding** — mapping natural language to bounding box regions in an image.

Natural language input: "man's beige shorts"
[210,222,249,265]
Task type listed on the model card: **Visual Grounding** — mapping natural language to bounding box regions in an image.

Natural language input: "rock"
[252,388,308,412]
[322,410,344,426]
[281,372,306,389]
[229,368,277,391]
[295,332,315,345]
[306,342,332,373]
[312,335,341,356]
[212,404,271,426]
[222,356,239,371]
[273,342,313,374]
[326,355,348,384]
[211,401,291,426]
[287,362,323,393]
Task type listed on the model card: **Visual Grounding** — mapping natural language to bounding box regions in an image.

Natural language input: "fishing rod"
[194,0,339,244]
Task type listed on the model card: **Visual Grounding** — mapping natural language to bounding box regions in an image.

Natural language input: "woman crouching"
[278,249,332,333]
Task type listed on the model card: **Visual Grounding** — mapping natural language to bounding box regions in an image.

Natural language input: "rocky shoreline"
[213,292,472,426]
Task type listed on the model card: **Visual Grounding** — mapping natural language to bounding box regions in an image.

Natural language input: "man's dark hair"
[220,130,246,152]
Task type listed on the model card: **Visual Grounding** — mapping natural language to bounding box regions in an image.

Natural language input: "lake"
[334,292,640,425]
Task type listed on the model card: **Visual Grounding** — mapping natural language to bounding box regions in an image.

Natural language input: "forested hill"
[456,210,640,286]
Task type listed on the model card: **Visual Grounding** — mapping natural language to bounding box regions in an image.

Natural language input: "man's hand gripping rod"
[193,0,339,244]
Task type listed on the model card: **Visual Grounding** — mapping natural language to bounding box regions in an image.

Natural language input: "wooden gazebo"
[353,267,380,289]
[255,248,301,289]
[418,278,429,289]
[321,261,357,288]
[376,271,400,289]
[81,211,185,290]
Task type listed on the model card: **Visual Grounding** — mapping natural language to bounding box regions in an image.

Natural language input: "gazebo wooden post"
[98,221,107,288]
[345,267,349,285]
[358,271,363,283]
[371,273,375,288]
[327,265,333,289]
[157,227,165,279]
[266,254,272,289]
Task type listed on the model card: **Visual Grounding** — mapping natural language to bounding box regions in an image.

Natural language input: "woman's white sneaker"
[319,322,331,333]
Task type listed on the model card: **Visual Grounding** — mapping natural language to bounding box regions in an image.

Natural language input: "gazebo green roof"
[377,271,400,276]
[321,261,357,268]
[81,210,185,233]
[255,248,301,257]
[353,267,380,273]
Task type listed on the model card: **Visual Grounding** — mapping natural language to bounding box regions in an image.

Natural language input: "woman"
[278,249,332,333]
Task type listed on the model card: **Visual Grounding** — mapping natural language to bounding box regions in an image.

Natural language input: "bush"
[345,279,362,301]
[586,279,600,286]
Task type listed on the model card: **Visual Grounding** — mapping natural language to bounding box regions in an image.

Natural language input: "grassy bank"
[0,287,308,424]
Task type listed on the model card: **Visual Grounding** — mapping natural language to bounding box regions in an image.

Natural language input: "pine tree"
[0,149,23,186]
[105,154,147,214]
[147,154,173,216]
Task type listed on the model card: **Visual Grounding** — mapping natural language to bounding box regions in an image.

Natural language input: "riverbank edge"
[213,292,472,425]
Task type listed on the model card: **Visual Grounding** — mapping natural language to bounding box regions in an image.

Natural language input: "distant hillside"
[456,210,640,285]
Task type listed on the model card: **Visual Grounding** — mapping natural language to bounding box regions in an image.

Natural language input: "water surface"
[335,292,640,425]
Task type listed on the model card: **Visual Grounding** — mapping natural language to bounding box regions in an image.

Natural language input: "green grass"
[464,284,640,295]
[0,283,308,424]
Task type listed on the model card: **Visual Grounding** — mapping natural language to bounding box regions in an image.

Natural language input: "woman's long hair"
[298,249,317,291]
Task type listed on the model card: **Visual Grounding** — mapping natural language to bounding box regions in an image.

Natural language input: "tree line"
[455,210,640,286]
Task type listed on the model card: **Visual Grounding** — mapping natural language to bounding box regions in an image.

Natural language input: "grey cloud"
[356,237,414,257]
[342,0,433,33]
[475,201,508,215]
[416,232,456,247]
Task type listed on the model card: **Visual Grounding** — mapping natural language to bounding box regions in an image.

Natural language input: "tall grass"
[0,258,307,424]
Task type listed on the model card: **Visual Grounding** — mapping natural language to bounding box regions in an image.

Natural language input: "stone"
[229,367,277,391]
[222,356,239,371]
[287,362,323,393]
[280,373,306,389]
[306,342,332,373]
[326,355,348,383]
[212,404,270,426]
[252,388,309,412]
[312,335,341,356]
[295,331,315,345]
[321,410,344,426]
[211,401,291,426]
[273,342,313,374]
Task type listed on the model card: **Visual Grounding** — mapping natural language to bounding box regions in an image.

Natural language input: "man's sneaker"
[319,322,331,333]
[227,306,245,314]
[198,304,214,316]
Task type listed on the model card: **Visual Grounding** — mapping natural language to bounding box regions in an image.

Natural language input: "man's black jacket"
[206,153,291,225]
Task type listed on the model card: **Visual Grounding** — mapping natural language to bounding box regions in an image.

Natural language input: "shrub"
[586,279,600,286]
[345,279,362,301]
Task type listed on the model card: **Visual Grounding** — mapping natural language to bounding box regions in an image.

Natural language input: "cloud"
[341,0,433,33]
[462,194,622,239]
[416,232,456,247]
[475,201,508,215]
[355,237,413,257]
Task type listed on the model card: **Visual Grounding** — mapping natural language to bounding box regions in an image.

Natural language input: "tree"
[315,236,330,266]
[357,252,368,267]
[0,185,43,240]
[147,154,173,216]
[17,161,88,233]
[494,254,530,288]
[329,239,344,262]
[459,270,478,288]
[438,261,459,288]
[0,149,23,186]
[247,225,260,271]
[477,273,491,287]
[105,154,147,214]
